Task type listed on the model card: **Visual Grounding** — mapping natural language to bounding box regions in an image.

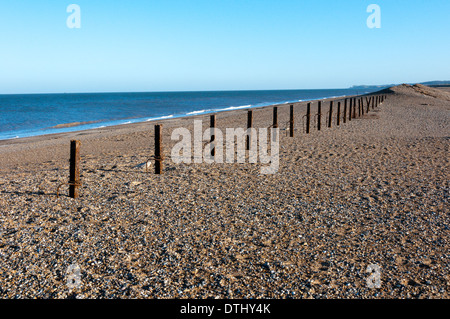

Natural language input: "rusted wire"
[284,121,293,136]
[314,113,322,129]
[144,155,165,172]
[301,114,307,133]
[56,181,82,198]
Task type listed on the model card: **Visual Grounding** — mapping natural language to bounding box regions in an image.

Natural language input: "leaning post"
[154,124,163,174]
[69,140,81,199]
[289,104,294,137]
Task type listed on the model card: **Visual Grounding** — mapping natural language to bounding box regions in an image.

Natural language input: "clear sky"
[1,0,449,94]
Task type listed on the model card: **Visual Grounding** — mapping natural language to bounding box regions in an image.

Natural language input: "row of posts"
[66,94,386,198]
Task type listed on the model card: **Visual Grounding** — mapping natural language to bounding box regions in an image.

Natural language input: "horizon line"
[0,85,390,96]
[1,80,448,96]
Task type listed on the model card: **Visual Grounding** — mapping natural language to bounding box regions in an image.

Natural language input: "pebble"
[0,89,449,298]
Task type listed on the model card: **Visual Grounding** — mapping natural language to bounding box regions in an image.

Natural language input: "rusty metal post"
[306,103,311,134]
[289,104,294,137]
[155,124,163,174]
[349,98,352,121]
[210,114,216,157]
[328,101,333,128]
[247,110,253,150]
[337,101,341,126]
[69,140,81,199]
[317,101,322,131]
[273,106,278,129]
[343,99,347,124]
[352,98,357,118]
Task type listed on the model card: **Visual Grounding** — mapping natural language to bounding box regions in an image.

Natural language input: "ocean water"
[0,88,378,141]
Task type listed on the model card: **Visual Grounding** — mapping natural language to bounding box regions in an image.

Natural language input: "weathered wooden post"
[69,140,81,199]
[317,101,322,131]
[154,124,163,174]
[273,106,278,129]
[247,110,253,150]
[337,101,341,126]
[358,99,361,117]
[289,104,294,137]
[361,98,365,116]
[328,101,333,128]
[349,98,352,121]
[210,114,216,157]
[352,98,357,118]
[306,103,311,134]
[343,99,347,124]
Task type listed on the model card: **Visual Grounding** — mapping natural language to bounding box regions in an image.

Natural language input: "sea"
[0,88,380,141]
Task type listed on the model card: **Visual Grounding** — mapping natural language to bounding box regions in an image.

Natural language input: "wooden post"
[358,99,361,117]
[210,114,216,157]
[273,107,278,128]
[371,96,375,109]
[348,98,352,121]
[306,103,311,134]
[328,101,333,128]
[366,97,370,113]
[247,110,253,150]
[343,99,347,124]
[289,104,294,137]
[361,98,364,116]
[155,124,163,174]
[317,101,322,131]
[69,140,81,199]
[352,98,357,118]
[336,101,341,126]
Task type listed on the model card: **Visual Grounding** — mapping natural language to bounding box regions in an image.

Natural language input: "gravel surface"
[0,85,449,299]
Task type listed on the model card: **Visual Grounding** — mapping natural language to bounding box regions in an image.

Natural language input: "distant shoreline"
[0,89,378,143]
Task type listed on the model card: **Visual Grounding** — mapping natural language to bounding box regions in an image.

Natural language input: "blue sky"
[0,0,449,94]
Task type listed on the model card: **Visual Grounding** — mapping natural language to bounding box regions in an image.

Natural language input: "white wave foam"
[145,115,174,122]
[186,110,208,115]
[220,104,252,111]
